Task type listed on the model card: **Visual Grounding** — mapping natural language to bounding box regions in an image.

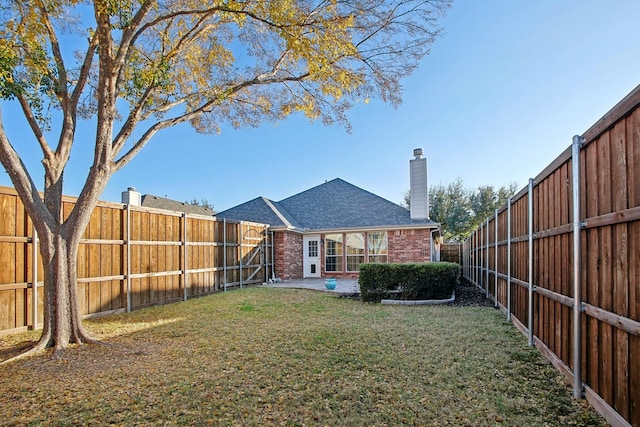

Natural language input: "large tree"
[0,0,450,357]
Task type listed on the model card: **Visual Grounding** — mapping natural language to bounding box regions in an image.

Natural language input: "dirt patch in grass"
[0,287,606,426]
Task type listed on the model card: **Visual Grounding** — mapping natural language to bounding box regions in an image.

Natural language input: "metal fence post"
[239,223,243,289]
[462,240,466,280]
[223,218,227,292]
[475,229,479,288]
[486,218,490,298]
[479,226,483,291]
[494,209,499,307]
[572,135,584,398]
[270,231,275,282]
[471,232,474,284]
[507,198,512,321]
[264,225,268,283]
[183,213,188,301]
[466,239,470,280]
[126,204,132,312]
[528,178,534,346]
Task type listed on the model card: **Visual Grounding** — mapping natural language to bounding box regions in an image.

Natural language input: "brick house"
[217,149,441,280]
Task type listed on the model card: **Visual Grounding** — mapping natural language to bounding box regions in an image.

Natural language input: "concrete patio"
[261,278,360,297]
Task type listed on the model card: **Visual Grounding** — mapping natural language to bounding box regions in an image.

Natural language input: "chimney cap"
[413,148,423,159]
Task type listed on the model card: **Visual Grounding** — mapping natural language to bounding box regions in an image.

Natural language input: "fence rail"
[0,187,272,336]
[463,84,640,427]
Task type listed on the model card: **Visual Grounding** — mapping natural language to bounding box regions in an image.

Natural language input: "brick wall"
[274,231,303,280]
[273,228,433,280]
[387,228,432,263]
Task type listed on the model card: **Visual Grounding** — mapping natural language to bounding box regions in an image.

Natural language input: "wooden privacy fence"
[462,85,640,427]
[440,243,462,264]
[0,187,272,336]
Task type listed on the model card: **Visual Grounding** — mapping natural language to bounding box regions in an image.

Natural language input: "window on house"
[346,233,365,272]
[325,234,343,272]
[368,231,388,263]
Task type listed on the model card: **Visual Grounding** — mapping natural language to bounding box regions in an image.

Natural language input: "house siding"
[274,231,303,280]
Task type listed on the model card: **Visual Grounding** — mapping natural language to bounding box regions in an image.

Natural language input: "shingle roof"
[217,178,438,230]
[141,195,215,216]
[215,196,302,228]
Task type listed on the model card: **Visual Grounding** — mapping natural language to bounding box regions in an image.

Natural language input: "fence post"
[468,237,471,281]
[473,230,476,286]
[263,225,268,283]
[239,223,243,289]
[572,135,584,398]
[479,226,483,291]
[494,209,498,307]
[485,217,490,298]
[462,240,466,280]
[474,229,478,287]
[469,234,472,284]
[183,213,188,301]
[507,198,512,321]
[469,234,471,283]
[31,225,38,329]
[270,231,275,282]
[527,178,534,346]
[223,218,227,292]
[126,204,132,313]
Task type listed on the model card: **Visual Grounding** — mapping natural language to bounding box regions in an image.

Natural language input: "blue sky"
[2,1,640,212]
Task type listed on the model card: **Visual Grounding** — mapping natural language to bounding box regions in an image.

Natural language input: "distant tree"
[403,179,518,242]
[469,182,519,230]
[0,0,450,358]
[186,198,215,212]
[429,178,473,242]
[402,189,411,208]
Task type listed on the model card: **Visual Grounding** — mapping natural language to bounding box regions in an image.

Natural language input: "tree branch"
[0,108,57,231]
[14,94,55,162]
[36,0,69,104]
[70,31,99,106]
[113,70,310,171]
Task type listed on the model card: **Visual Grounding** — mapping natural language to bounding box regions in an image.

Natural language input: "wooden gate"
[239,226,267,287]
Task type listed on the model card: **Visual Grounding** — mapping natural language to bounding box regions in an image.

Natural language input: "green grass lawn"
[0,288,605,426]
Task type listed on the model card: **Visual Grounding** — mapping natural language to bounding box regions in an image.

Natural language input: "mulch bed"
[447,278,497,307]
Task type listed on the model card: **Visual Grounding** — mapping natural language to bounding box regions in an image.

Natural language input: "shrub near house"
[359,262,459,302]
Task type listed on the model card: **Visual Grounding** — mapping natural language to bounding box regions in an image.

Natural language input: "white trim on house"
[262,197,295,229]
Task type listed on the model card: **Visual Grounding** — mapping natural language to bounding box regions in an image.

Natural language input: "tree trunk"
[32,227,96,357]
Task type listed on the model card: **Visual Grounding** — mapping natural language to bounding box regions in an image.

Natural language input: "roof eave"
[300,222,440,234]
[267,225,305,234]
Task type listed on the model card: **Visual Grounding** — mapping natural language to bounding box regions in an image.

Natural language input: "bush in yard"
[359,262,460,302]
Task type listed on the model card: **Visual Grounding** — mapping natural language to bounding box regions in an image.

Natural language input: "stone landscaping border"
[381,291,455,306]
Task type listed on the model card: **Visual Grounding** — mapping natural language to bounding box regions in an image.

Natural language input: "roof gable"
[217,197,302,228]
